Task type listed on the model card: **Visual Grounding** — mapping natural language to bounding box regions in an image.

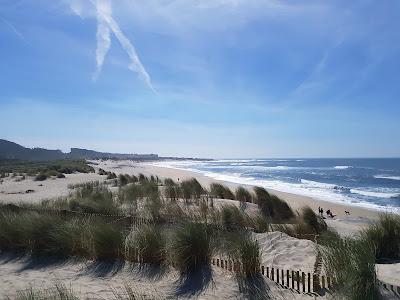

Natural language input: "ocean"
[151,158,400,213]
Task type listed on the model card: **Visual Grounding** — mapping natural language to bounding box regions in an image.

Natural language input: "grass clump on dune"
[235,187,252,203]
[301,206,327,234]
[69,182,120,215]
[224,232,261,277]
[164,178,179,201]
[180,178,204,202]
[322,236,381,300]
[127,225,165,264]
[8,283,79,300]
[361,213,400,262]
[169,222,213,273]
[220,205,247,232]
[254,186,294,221]
[91,223,124,261]
[210,183,235,200]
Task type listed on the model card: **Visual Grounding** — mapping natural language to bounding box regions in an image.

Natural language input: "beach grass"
[322,235,382,300]
[91,223,124,261]
[127,225,165,264]
[210,183,235,200]
[253,186,294,221]
[361,213,400,262]
[235,187,253,203]
[169,222,213,273]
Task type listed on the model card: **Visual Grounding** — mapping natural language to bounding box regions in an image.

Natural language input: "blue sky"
[1,0,399,158]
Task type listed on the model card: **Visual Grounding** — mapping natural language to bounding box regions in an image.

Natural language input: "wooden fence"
[211,256,332,296]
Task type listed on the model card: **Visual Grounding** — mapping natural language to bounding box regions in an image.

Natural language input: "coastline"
[137,162,380,219]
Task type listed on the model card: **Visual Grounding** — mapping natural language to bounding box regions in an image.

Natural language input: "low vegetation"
[210,183,235,200]
[0,159,94,179]
[254,187,294,221]
[322,236,382,300]
[361,213,400,262]
[169,222,213,273]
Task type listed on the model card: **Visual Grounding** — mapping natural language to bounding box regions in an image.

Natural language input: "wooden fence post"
[267,267,270,278]
[327,276,331,289]
[271,268,275,281]
[286,270,290,287]
[307,273,311,293]
[292,270,295,289]
[277,268,279,283]
[261,266,265,275]
[296,271,300,292]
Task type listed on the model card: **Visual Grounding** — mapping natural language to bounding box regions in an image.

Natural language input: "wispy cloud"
[71,0,153,89]
[1,17,28,44]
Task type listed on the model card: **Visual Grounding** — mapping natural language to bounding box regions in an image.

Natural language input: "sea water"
[151,158,400,213]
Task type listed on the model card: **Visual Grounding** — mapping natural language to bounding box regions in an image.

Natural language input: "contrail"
[74,0,153,89]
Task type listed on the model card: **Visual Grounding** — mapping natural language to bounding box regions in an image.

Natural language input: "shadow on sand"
[127,262,169,281]
[0,252,72,273]
[236,273,271,299]
[82,259,125,277]
[174,265,214,297]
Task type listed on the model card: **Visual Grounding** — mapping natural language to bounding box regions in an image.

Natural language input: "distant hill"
[0,139,158,161]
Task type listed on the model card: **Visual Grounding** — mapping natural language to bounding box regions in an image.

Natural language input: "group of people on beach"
[318,206,336,218]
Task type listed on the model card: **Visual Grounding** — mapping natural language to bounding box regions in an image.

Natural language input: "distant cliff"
[0,139,158,161]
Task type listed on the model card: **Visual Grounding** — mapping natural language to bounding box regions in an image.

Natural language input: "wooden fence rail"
[211,256,333,296]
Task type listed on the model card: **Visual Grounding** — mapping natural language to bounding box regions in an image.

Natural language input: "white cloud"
[70,0,153,89]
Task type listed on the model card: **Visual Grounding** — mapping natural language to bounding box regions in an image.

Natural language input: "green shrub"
[69,182,120,215]
[322,236,381,300]
[170,222,213,273]
[253,187,294,220]
[221,205,246,231]
[302,206,327,234]
[248,215,270,233]
[362,213,400,262]
[180,178,204,201]
[91,223,124,261]
[128,225,165,264]
[119,174,129,186]
[46,219,92,258]
[235,187,252,203]
[9,283,79,300]
[210,183,235,200]
[0,212,32,252]
[35,173,47,181]
[225,232,261,277]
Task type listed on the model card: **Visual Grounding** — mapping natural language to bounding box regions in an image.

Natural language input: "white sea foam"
[374,175,400,181]
[300,179,337,189]
[350,189,399,199]
[334,165,351,169]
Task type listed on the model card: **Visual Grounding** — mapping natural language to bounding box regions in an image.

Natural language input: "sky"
[0,0,400,158]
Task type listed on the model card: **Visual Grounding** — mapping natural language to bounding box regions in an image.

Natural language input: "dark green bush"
[322,236,382,300]
[91,223,124,261]
[302,206,327,234]
[221,205,246,231]
[210,183,235,200]
[254,187,294,220]
[129,225,165,264]
[35,173,47,181]
[362,213,400,262]
[170,222,213,273]
[235,187,252,203]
